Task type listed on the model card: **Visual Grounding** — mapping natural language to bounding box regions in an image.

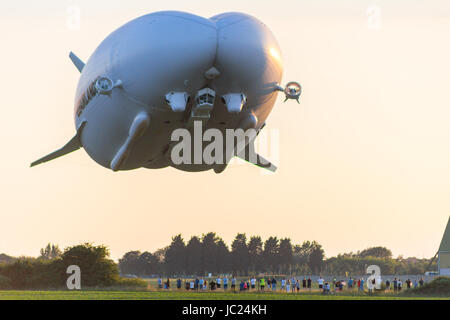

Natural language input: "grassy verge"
[0,289,448,300]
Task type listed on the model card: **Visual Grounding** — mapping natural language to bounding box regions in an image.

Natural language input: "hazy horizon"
[1,0,449,262]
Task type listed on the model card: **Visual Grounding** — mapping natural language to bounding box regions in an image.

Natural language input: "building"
[438,217,450,276]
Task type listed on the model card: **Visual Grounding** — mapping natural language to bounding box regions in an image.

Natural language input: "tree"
[185,236,202,275]
[118,251,141,275]
[231,233,248,275]
[358,246,392,259]
[215,238,231,274]
[248,236,263,273]
[60,243,119,286]
[139,251,160,276]
[39,243,61,260]
[201,232,219,275]
[278,238,293,274]
[263,236,279,273]
[164,234,186,276]
[308,241,325,274]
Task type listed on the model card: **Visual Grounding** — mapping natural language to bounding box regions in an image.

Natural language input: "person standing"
[271,277,277,291]
[281,277,286,290]
[260,277,265,291]
[406,279,411,289]
[216,276,222,289]
[251,277,256,290]
[348,277,353,289]
[318,276,324,290]
[231,276,237,291]
[296,279,300,292]
[385,279,390,291]
[166,278,170,289]
[307,277,312,291]
[419,278,424,287]
[223,276,228,290]
[177,278,182,289]
[393,278,398,292]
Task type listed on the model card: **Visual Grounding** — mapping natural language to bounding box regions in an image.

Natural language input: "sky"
[1,0,449,261]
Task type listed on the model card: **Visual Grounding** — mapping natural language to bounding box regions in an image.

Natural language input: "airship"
[31,11,301,173]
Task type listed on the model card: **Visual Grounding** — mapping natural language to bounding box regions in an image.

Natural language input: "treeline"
[118,233,436,277]
[0,243,145,289]
[119,233,325,276]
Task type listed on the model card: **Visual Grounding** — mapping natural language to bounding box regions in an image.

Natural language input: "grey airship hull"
[32,11,300,173]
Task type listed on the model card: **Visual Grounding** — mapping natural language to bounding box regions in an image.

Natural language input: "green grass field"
[0,289,448,300]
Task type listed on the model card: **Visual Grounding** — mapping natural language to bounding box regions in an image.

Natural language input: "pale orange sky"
[1,0,449,261]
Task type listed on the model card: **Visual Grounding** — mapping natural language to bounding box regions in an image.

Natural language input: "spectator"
[318,276,324,290]
[223,276,228,290]
[157,277,163,289]
[291,277,296,292]
[419,278,424,287]
[271,277,277,291]
[393,278,398,292]
[251,277,256,290]
[348,278,353,289]
[281,277,286,290]
[231,277,237,291]
[406,279,412,289]
[413,279,418,289]
[302,277,307,290]
[260,277,265,291]
[216,277,221,289]
[385,279,390,291]
[307,277,312,290]
[177,278,182,289]
[165,278,170,289]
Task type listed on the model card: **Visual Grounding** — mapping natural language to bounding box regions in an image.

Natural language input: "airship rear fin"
[236,150,277,173]
[69,51,85,73]
[30,122,86,167]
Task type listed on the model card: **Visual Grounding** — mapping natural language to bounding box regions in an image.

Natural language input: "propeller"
[275,81,302,103]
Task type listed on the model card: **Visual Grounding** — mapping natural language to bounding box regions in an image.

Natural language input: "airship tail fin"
[236,147,277,173]
[30,122,86,167]
[214,142,277,173]
[69,51,85,73]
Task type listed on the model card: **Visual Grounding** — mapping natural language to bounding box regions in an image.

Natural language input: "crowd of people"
[155,276,427,294]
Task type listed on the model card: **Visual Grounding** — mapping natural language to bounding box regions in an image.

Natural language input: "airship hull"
[31,11,288,173]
